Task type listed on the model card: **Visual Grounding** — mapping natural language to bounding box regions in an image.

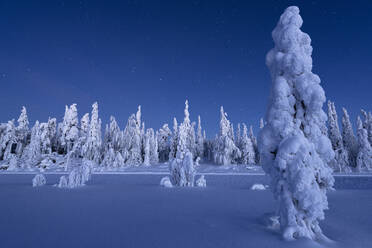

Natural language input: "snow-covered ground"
[0,160,265,174]
[0,173,371,248]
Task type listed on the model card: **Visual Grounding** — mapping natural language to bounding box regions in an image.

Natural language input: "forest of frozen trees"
[0,97,370,174]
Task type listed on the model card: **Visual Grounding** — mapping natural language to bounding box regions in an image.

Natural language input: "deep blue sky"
[1,0,371,136]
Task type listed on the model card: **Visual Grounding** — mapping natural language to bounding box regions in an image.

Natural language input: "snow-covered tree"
[15,106,29,156]
[103,116,122,152]
[82,102,102,164]
[236,123,242,147]
[214,106,241,165]
[142,128,158,166]
[248,125,259,164]
[122,107,143,166]
[23,121,42,166]
[258,6,335,241]
[80,113,90,139]
[183,100,196,157]
[46,118,57,152]
[64,163,92,188]
[196,175,207,187]
[39,122,52,154]
[169,151,195,187]
[175,120,189,160]
[356,116,372,171]
[239,124,256,165]
[0,120,17,161]
[361,111,372,146]
[143,130,151,166]
[368,112,372,145]
[148,128,159,164]
[173,100,196,160]
[60,104,79,153]
[32,174,46,187]
[342,108,358,168]
[169,118,178,160]
[157,124,172,162]
[101,147,124,168]
[195,115,204,160]
[203,139,214,162]
[327,101,349,172]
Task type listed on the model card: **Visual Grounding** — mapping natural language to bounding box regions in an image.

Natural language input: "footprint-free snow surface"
[0,174,371,248]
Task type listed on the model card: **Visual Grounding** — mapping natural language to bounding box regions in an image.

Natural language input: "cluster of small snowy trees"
[0,100,261,171]
[213,107,259,166]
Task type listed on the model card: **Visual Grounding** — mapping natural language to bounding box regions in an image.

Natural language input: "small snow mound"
[32,174,46,187]
[160,176,173,188]
[251,184,267,190]
[196,175,207,187]
[268,216,280,230]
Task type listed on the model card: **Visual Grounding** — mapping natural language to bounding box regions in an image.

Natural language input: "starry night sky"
[1,0,371,136]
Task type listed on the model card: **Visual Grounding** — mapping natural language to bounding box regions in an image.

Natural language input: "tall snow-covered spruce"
[214,106,240,165]
[342,108,358,168]
[258,6,335,241]
[122,106,143,166]
[356,116,372,171]
[327,101,349,172]
[82,102,102,164]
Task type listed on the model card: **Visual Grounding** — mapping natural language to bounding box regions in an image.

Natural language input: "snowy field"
[1,173,371,248]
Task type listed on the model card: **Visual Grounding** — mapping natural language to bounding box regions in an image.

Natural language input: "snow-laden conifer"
[169,118,178,160]
[169,151,195,187]
[32,174,46,187]
[356,116,372,171]
[157,124,172,162]
[60,104,79,153]
[240,124,256,165]
[0,120,17,161]
[214,106,241,165]
[258,6,334,241]
[23,121,42,166]
[196,175,207,187]
[82,102,102,164]
[342,108,358,168]
[195,115,204,160]
[174,101,196,160]
[236,123,242,148]
[15,106,29,156]
[248,125,259,164]
[148,128,159,164]
[327,101,349,172]
[80,113,90,139]
[122,107,143,166]
[143,129,151,166]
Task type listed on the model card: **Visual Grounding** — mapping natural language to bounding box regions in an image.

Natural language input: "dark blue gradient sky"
[1,0,371,136]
